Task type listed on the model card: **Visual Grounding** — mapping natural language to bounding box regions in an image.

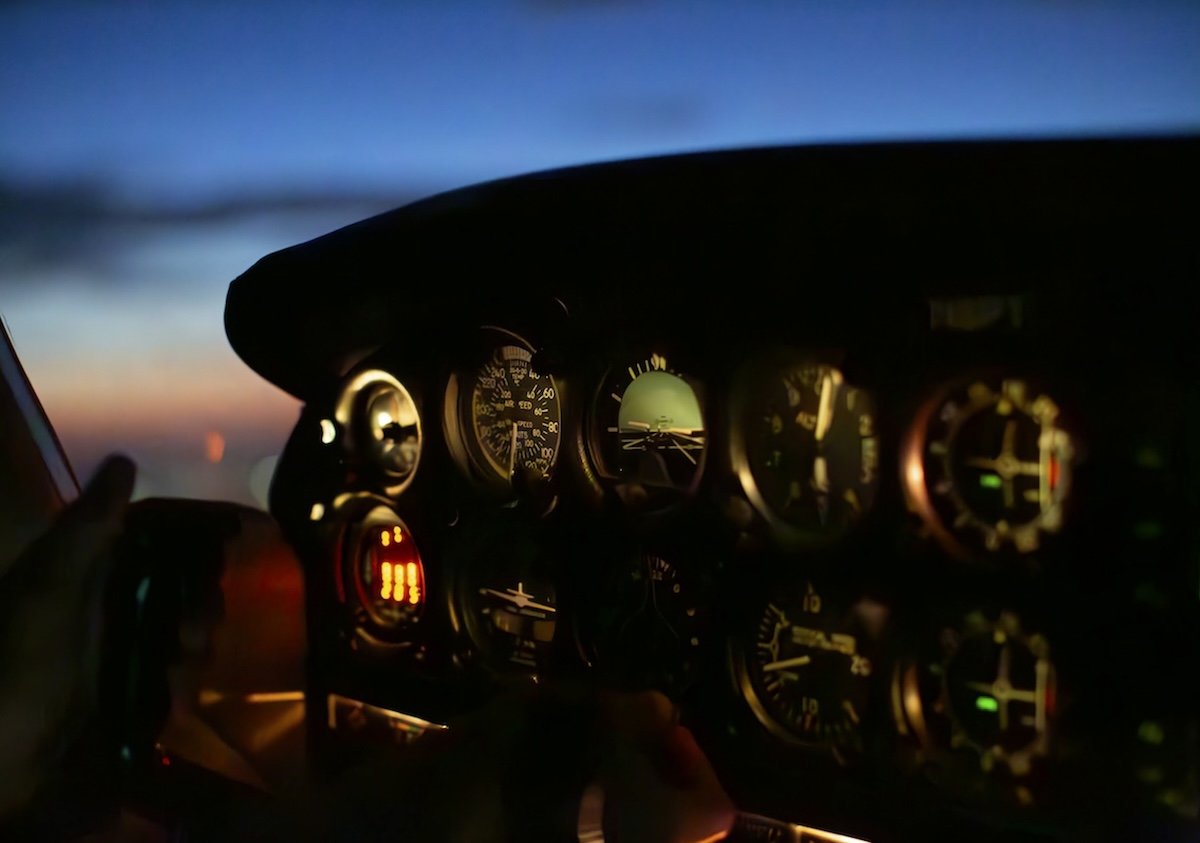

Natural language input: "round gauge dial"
[897,610,1055,781]
[739,581,876,755]
[343,508,426,634]
[453,522,559,676]
[335,370,422,490]
[466,338,562,482]
[580,553,708,695]
[465,576,557,675]
[591,353,705,492]
[363,382,421,479]
[736,361,878,539]
[906,377,1074,556]
[451,331,561,489]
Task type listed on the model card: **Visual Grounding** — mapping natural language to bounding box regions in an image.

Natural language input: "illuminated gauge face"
[898,611,1055,781]
[741,581,876,756]
[910,378,1074,555]
[466,337,561,482]
[349,514,426,631]
[739,362,878,538]
[592,354,705,492]
[580,553,708,696]
[363,382,421,480]
[457,539,558,676]
[335,370,422,489]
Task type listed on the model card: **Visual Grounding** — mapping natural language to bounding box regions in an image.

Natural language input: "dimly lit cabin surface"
[220,138,1200,841]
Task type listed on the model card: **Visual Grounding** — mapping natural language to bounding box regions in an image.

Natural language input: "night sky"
[3,1,1198,505]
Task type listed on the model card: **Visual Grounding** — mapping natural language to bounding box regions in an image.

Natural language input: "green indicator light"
[1134,446,1165,470]
[979,474,1002,489]
[975,696,999,713]
[1139,720,1165,746]
[1133,521,1164,541]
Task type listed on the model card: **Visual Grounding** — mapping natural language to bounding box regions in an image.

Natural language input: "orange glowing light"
[204,430,225,463]
[905,453,924,490]
[360,516,427,617]
[407,562,420,604]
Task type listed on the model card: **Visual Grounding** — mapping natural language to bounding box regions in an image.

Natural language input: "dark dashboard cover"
[225,137,1200,400]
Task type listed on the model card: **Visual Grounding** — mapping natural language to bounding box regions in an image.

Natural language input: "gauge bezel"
[335,502,426,647]
[901,374,1074,561]
[334,369,422,495]
[443,325,563,496]
[585,351,708,505]
[729,350,878,548]
[731,578,880,763]
[444,512,561,681]
[892,609,1057,793]
[572,550,709,695]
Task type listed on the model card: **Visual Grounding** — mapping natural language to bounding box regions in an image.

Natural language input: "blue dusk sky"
[2,1,1197,504]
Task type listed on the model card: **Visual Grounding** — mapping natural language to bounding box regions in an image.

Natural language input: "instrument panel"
[280,317,1196,839]
[234,139,1200,842]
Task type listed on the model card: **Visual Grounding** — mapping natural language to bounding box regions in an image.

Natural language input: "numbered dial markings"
[581,554,708,695]
[593,353,705,491]
[469,342,562,481]
[898,610,1055,782]
[742,362,878,536]
[743,582,874,754]
[916,378,1074,554]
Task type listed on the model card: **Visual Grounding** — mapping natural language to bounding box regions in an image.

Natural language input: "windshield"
[2,1,1198,504]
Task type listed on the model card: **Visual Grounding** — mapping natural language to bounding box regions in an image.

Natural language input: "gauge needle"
[670,437,697,464]
[623,420,704,442]
[481,587,556,614]
[508,421,518,477]
[761,654,812,672]
[814,371,839,442]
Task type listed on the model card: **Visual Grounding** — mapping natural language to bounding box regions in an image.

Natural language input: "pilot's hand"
[0,456,135,818]
[322,687,734,843]
[599,691,735,843]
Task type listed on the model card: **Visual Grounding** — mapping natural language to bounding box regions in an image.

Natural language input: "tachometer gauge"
[591,353,705,494]
[446,328,562,489]
[904,377,1074,557]
[736,580,881,758]
[578,553,709,695]
[733,360,878,542]
[895,610,1055,786]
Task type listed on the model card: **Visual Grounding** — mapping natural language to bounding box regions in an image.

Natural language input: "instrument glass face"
[898,610,1056,783]
[910,378,1074,555]
[740,580,876,755]
[579,553,708,695]
[739,361,879,538]
[592,353,706,492]
[460,332,562,485]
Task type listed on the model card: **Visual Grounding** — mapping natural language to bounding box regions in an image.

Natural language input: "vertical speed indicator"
[736,580,881,759]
